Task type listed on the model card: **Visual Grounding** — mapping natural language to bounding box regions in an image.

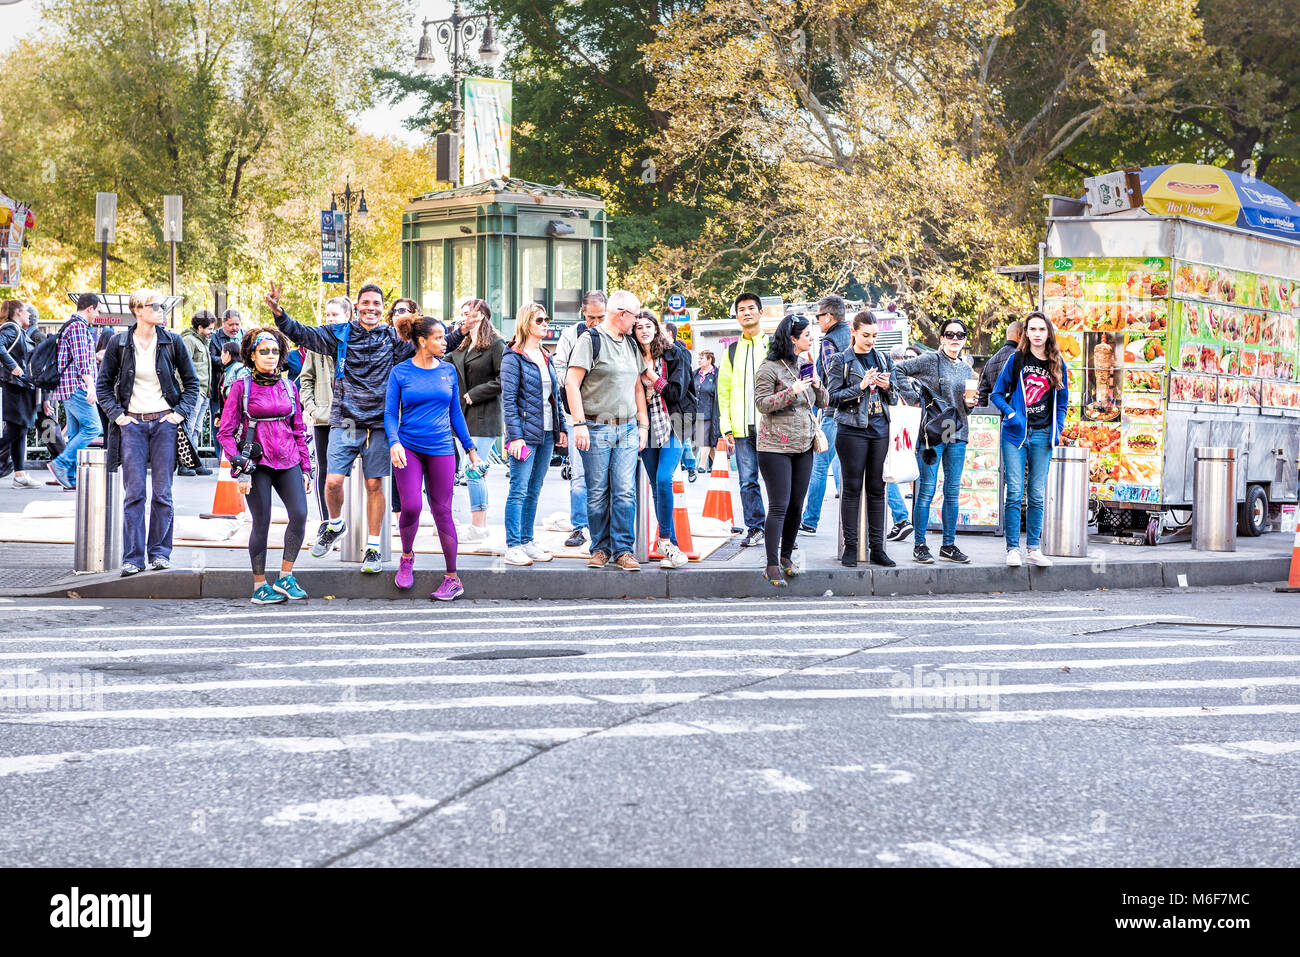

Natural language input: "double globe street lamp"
[331,178,367,299]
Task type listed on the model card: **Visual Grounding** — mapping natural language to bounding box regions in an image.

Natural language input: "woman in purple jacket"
[218,328,313,604]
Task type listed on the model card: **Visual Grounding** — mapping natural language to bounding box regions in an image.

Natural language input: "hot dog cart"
[1041,170,1300,544]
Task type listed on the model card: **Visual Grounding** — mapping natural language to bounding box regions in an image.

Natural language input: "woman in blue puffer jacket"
[499,302,567,566]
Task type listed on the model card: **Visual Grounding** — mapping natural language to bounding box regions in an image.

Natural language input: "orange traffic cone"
[1275,525,1300,592]
[702,438,735,526]
[650,478,700,561]
[200,458,246,519]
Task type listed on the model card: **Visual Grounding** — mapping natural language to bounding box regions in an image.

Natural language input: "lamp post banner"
[321,209,345,283]
[0,193,28,288]
[463,77,512,185]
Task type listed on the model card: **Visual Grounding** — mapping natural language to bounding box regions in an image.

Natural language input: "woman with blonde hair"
[449,297,504,540]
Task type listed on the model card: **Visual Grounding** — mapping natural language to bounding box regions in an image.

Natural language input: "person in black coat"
[690,350,720,474]
[0,300,42,488]
[978,320,1022,408]
[449,298,505,540]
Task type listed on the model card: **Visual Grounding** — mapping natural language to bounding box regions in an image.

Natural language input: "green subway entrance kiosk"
[401,179,608,343]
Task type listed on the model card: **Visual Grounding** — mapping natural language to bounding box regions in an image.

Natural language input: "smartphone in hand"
[798,362,814,381]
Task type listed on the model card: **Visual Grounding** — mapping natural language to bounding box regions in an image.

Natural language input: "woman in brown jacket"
[449,298,505,540]
[754,314,829,586]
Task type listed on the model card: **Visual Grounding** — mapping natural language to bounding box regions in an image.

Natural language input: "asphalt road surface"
[1,586,1297,867]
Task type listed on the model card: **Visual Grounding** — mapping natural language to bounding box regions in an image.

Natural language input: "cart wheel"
[1145,515,1160,546]
[1237,484,1268,538]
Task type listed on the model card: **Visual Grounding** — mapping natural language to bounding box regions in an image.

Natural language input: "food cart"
[1041,164,1300,543]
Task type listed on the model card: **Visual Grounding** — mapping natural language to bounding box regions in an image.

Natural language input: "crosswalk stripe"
[1178,740,1300,760]
[936,654,1300,671]
[903,703,1300,723]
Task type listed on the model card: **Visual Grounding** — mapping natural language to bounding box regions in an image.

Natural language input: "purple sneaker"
[431,574,464,602]
[394,554,415,590]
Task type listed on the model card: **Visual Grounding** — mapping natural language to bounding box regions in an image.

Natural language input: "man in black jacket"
[978,320,1022,408]
[662,321,699,480]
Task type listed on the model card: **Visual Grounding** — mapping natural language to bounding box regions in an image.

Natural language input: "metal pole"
[169,242,176,296]
[857,485,869,563]
[344,203,352,301]
[74,448,122,573]
[100,239,108,294]
[634,460,650,563]
[339,460,392,563]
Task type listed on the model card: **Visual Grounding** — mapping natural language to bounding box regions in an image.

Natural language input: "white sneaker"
[460,524,489,542]
[522,541,553,562]
[1027,549,1054,567]
[1005,548,1023,567]
[503,545,533,566]
[658,540,688,569]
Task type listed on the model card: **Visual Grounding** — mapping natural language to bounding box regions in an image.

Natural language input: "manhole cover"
[1100,622,1300,643]
[448,649,586,661]
[81,662,228,676]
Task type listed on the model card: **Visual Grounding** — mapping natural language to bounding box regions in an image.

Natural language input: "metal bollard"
[73,448,123,573]
[634,459,650,563]
[1192,446,1237,552]
[1043,446,1090,557]
[340,459,392,563]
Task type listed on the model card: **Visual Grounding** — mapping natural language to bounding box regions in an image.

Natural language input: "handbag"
[916,380,962,459]
[812,411,829,453]
[882,402,922,484]
[176,426,200,471]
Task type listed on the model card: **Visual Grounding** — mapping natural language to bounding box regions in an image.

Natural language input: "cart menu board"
[926,412,1003,532]
[1168,264,1300,411]
[1046,256,1169,503]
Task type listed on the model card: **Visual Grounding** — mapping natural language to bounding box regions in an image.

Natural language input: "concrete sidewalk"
[0,458,1290,599]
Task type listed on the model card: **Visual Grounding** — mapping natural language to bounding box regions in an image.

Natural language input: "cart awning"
[1140,164,1300,241]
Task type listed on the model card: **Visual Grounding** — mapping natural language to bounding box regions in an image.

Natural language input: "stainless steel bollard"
[73,448,123,573]
[340,459,392,563]
[1192,446,1237,552]
[634,459,650,563]
[1043,446,1090,557]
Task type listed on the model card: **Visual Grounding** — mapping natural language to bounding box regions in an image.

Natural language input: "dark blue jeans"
[120,418,179,568]
[505,433,554,548]
[1003,426,1053,549]
[913,440,967,548]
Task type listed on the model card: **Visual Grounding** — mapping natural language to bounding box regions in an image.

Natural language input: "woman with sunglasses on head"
[634,309,691,568]
[450,297,504,543]
[753,314,829,586]
[991,311,1068,568]
[218,328,312,604]
[896,319,978,565]
[386,314,485,600]
[499,303,566,565]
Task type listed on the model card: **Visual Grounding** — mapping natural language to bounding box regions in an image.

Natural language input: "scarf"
[251,370,281,387]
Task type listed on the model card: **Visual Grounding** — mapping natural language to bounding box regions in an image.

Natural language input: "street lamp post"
[330,177,368,299]
[415,0,503,186]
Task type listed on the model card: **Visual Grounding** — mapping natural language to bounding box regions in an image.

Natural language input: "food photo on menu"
[1082,331,1122,421]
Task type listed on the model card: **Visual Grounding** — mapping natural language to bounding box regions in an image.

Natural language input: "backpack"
[916,379,962,459]
[559,325,603,416]
[234,376,297,448]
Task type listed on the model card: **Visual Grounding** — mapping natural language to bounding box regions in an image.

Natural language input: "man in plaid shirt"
[46,293,104,490]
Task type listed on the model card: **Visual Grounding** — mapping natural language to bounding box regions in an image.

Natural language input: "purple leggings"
[393,450,458,572]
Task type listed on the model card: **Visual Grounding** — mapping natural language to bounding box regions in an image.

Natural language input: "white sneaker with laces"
[1005,548,1023,567]
[460,524,489,543]
[1027,549,1053,567]
[503,545,533,566]
[523,541,553,562]
[658,540,688,569]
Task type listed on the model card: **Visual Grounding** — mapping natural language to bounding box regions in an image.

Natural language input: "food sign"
[927,413,1002,532]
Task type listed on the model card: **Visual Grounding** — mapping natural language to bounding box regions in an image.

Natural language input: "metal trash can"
[340,460,392,563]
[1192,446,1237,552]
[1043,446,1089,557]
[73,448,123,573]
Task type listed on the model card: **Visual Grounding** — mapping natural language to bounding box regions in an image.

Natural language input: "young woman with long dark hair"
[634,310,690,568]
[450,297,504,541]
[991,310,1068,568]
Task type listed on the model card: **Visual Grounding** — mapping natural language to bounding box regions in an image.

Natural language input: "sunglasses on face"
[942,331,967,341]
[534,316,550,324]
[392,306,411,315]
[255,347,281,356]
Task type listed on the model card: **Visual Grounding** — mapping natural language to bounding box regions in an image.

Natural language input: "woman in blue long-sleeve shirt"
[385,316,485,601]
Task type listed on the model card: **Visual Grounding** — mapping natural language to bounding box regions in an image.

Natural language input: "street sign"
[668,293,685,313]
[320,210,344,283]
[163,195,183,243]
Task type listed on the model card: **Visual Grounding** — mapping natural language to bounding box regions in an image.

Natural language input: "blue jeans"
[888,483,909,524]
[53,388,102,477]
[184,393,209,459]
[468,434,496,513]
[1003,427,1053,549]
[913,440,967,548]
[504,433,554,547]
[680,436,697,472]
[800,417,841,529]
[120,418,178,568]
[566,422,587,531]
[580,421,639,557]
[641,435,685,545]
[732,433,766,532]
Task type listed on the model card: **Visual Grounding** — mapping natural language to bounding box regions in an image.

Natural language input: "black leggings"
[313,425,330,521]
[758,449,813,566]
[247,464,308,576]
[837,428,889,550]
[2,420,26,472]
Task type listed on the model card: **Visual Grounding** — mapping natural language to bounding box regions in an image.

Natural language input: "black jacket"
[0,320,32,386]
[824,346,908,430]
[500,347,565,449]
[663,342,697,417]
[95,326,201,470]
[978,342,1017,408]
[449,337,505,437]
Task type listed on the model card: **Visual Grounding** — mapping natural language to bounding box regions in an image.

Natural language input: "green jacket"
[181,328,212,397]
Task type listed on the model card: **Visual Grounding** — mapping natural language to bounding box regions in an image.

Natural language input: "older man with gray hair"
[564,289,649,571]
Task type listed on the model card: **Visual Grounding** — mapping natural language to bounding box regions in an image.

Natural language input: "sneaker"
[659,540,688,569]
[47,460,73,490]
[938,544,971,564]
[394,555,415,589]
[312,523,345,558]
[194,465,214,476]
[870,547,897,568]
[251,582,287,605]
[150,557,171,571]
[798,522,816,535]
[614,553,641,571]
[886,520,912,542]
[587,549,610,568]
[1005,548,1023,567]
[913,545,935,564]
[272,573,308,600]
[360,547,384,573]
[432,574,464,601]
[523,541,553,563]
[460,524,489,543]
[564,528,588,548]
[11,474,41,489]
[741,528,764,547]
[1027,549,1054,567]
[687,469,697,483]
[177,467,197,477]
[504,546,533,566]
[120,563,141,577]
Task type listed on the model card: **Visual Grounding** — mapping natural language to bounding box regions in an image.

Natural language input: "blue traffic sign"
[667,294,686,312]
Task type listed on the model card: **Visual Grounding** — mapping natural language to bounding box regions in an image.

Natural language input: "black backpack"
[559,325,603,416]
[916,379,962,459]
[27,317,79,390]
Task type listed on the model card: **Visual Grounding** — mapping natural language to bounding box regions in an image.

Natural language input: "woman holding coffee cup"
[500,302,567,567]
[896,318,978,565]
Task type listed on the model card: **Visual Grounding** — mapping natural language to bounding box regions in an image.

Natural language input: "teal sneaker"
[272,573,308,600]
[251,582,287,605]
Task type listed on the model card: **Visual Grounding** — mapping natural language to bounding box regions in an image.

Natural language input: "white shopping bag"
[882,403,922,484]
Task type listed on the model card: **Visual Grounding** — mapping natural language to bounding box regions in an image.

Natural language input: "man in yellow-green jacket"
[716,292,770,546]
